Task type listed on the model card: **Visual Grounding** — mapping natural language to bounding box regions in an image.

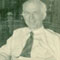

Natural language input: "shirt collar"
[25,26,44,34]
[32,26,44,34]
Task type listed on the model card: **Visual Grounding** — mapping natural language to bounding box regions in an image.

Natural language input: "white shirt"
[0,27,60,60]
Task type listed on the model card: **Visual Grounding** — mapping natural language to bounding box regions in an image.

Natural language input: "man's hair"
[23,0,47,20]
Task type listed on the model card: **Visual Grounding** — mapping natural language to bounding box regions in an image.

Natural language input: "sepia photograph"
[0,0,60,60]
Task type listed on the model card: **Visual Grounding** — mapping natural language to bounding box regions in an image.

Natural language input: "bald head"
[22,0,47,29]
[22,0,47,20]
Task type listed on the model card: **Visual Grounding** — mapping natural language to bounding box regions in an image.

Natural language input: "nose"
[29,13,34,20]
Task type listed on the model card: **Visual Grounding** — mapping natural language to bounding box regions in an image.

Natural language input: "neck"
[28,25,44,31]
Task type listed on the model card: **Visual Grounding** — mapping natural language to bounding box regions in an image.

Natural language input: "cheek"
[23,15,29,21]
[34,15,43,23]
[34,14,40,19]
[24,17,30,25]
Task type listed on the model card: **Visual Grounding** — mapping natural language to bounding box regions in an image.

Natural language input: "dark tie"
[20,32,34,57]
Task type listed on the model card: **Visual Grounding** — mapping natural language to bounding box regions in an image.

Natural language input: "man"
[0,0,60,60]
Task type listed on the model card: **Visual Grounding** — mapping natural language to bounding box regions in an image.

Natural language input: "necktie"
[20,32,34,57]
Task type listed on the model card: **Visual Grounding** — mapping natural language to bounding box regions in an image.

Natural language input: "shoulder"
[6,27,29,46]
[12,27,30,38]
[44,28,60,38]
[13,27,28,34]
[14,27,27,32]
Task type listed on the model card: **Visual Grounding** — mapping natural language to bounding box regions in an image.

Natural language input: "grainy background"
[0,0,60,47]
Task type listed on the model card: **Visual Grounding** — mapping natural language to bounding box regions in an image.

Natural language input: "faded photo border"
[0,0,60,60]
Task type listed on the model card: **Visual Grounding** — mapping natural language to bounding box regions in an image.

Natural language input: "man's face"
[22,2,44,29]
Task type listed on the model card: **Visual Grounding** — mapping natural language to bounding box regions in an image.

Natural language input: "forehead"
[23,2,40,12]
